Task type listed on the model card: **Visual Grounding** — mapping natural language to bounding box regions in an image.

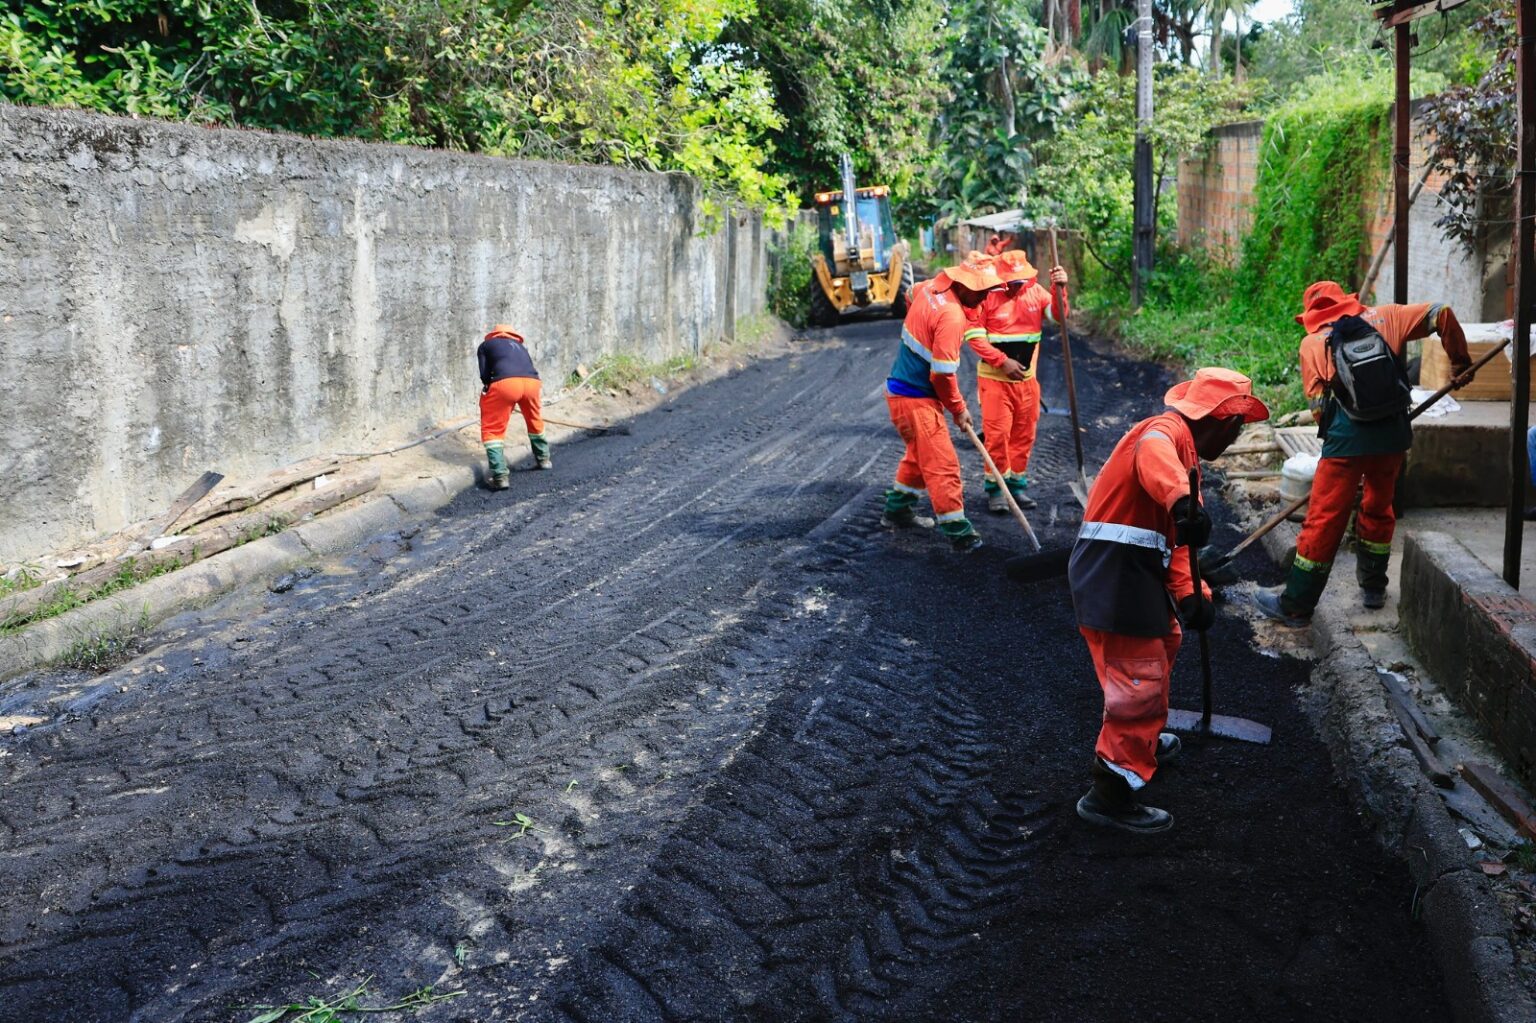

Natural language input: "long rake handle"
[1216,338,1509,567]
[1187,467,1214,734]
[963,424,1041,552]
[1048,226,1088,488]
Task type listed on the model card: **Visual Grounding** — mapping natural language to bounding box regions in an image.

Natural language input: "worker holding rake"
[478,324,551,489]
[967,249,1069,513]
[1255,282,1470,625]
[1070,368,1270,834]
[882,254,1005,552]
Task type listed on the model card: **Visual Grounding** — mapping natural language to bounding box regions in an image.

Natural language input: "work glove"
[1178,593,1217,632]
[1171,496,1212,549]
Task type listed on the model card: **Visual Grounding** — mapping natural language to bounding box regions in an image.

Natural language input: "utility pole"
[1505,0,1534,588]
[1132,0,1154,307]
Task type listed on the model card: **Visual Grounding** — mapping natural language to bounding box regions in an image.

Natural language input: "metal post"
[1132,0,1154,307]
[1394,24,1411,304]
[1504,0,1535,588]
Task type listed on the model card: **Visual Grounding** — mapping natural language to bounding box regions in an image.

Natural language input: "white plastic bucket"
[1280,452,1319,519]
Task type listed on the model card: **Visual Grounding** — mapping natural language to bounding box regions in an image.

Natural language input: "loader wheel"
[808,279,839,327]
[890,261,915,319]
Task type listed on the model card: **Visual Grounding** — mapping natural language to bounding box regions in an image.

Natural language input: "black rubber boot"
[1356,541,1391,609]
[1075,758,1173,834]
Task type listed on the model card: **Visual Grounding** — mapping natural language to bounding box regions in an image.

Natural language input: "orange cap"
[936,252,1005,293]
[995,249,1037,283]
[1164,367,1271,423]
[485,324,525,343]
[1295,281,1364,334]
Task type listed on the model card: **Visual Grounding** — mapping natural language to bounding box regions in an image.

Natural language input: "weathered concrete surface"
[1400,402,1536,508]
[0,105,766,564]
[1401,530,1536,793]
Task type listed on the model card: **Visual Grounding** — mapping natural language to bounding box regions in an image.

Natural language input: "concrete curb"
[0,463,478,683]
[1256,520,1535,1023]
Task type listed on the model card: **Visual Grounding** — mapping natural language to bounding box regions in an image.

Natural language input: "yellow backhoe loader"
[809,155,913,326]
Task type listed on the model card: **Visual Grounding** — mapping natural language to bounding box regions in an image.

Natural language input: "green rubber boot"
[485,441,510,490]
[1356,539,1392,609]
[881,488,934,528]
[530,433,552,470]
[1278,556,1331,618]
[939,517,982,553]
[984,477,1009,514]
[1005,472,1037,511]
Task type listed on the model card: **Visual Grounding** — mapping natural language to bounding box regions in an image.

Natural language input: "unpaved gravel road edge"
[1254,517,1536,1023]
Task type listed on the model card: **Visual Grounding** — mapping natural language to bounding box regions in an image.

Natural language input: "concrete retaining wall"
[0,105,766,565]
[1401,530,1536,791]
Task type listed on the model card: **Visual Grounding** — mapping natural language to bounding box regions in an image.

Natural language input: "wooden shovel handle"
[963,424,1041,552]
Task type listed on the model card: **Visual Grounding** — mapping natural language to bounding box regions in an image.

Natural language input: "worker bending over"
[478,324,551,490]
[968,250,1069,513]
[883,254,1004,552]
[1070,368,1269,833]
[1255,282,1470,625]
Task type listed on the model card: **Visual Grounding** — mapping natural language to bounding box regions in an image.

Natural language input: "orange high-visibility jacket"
[969,281,1067,381]
[1299,303,1465,413]
[1067,411,1206,636]
[886,279,986,416]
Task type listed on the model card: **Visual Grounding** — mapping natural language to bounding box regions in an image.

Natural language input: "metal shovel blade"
[1165,708,1273,745]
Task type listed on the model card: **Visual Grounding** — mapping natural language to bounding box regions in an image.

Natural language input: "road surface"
[0,318,1447,1022]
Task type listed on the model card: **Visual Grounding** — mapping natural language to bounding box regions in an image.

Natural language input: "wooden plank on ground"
[1,465,377,628]
[1387,698,1454,788]
[1461,762,1536,841]
[1375,669,1440,745]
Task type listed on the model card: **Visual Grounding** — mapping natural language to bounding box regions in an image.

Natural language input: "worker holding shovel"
[478,324,552,489]
[1071,368,1270,834]
[967,250,1069,513]
[1254,282,1470,625]
[882,254,1004,552]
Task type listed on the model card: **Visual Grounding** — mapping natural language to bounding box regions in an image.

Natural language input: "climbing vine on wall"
[1233,91,1393,327]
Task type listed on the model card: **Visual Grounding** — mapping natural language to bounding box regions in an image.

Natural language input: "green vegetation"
[244,979,463,1023]
[2,556,186,633]
[492,811,539,837]
[1055,63,1440,413]
[56,608,153,673]
[767,222,817,327]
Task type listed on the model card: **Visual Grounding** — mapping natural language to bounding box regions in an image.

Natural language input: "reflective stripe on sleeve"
[931,359,960,374]
[1077,520,1172,566]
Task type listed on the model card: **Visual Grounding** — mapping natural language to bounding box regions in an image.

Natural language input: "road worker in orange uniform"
[883,254,1005,552]
[1069,368,1269,833]
[1255,282,1471,625]
[968,250,1069,513]
[478,325,550,489]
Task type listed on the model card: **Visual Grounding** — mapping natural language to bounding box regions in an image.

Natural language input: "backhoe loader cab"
[807,156,913,327]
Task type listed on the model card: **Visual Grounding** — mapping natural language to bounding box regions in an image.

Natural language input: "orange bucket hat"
[995,249,1038,284]
[1295,281,1365,334]
[936,252,1005,293]
[1164,367,1270,423]
[485,324,525,343]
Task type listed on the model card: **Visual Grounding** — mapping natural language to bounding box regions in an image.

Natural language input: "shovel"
[1048,224,1092,507]
[1198,336,1512,581]
[1166,467,1273,745]
[963,423,1041,552]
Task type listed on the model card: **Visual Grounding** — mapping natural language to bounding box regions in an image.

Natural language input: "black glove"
[1171,496,1211,549]
[1178,593,1216,632]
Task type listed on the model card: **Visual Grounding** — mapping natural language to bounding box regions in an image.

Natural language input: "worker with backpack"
[1255,282,1471,625]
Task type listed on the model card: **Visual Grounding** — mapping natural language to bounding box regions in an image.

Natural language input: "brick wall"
[1176,104,1500,317]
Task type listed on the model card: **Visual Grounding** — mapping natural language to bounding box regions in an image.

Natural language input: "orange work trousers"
[978,376,1041,481]
[1081,617,1182,787]
[886,394,965,521]
[1295,452,1405,567]
[480,377,544,442]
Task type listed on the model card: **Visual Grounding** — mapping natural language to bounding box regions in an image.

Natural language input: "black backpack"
[1326,314,1410,422]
